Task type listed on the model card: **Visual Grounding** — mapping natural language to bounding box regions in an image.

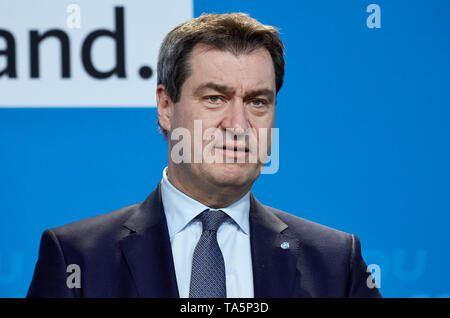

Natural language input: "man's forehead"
[186,45,276,93]
[190,43,273,66]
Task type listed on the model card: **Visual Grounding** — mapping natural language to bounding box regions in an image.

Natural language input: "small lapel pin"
[280,242,290,250]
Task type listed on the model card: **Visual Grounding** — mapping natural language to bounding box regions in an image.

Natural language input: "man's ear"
[156,84,174,133]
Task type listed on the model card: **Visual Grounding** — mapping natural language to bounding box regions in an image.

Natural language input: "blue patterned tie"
[189,209,229,298]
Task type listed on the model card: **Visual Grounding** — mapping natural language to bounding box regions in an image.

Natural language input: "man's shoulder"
[46,201,141,248]
[263,204,354,249]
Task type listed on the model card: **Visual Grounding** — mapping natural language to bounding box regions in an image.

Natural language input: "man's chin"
[203,163,261,187]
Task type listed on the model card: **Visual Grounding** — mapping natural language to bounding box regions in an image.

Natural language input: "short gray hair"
[157,13,285,138]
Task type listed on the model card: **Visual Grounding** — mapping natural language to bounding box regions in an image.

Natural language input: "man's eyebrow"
[245,89,275,103]
[194,82,235,96]
[194,82,275,102]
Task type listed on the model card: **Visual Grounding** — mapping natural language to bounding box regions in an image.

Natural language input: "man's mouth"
[215,145,249,152]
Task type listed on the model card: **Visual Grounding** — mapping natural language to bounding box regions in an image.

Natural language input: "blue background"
[1,0,449,297]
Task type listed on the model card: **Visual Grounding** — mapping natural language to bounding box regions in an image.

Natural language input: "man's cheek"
[256,128,273,165]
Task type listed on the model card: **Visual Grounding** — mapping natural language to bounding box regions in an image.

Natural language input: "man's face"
[165,44,276,193]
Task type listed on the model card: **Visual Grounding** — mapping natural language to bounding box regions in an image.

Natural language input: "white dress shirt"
[160,167,254,298]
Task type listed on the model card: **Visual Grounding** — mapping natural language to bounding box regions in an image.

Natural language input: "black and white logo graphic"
[0,0,192,107]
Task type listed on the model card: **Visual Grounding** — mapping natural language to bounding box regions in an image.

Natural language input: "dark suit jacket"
[27,184,381,298]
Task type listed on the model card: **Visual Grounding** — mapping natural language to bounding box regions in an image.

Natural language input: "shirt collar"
[160,167,250,238]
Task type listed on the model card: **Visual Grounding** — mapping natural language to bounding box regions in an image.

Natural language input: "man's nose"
[220,99,249,133]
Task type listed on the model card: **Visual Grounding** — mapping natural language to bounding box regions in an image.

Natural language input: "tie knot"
[200,209,228,232]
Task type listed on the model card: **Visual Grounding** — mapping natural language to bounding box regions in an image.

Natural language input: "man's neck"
[166,167,252,209]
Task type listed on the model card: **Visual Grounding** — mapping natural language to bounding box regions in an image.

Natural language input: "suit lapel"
[249,194,302,297]
[118,185,305,298]
[119,184,179,298]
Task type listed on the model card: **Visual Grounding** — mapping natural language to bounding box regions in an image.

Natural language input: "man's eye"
[249,99,266,107]
[206,96,223,104]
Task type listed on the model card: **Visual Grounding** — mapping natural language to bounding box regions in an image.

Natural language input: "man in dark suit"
[28,13,381,298]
